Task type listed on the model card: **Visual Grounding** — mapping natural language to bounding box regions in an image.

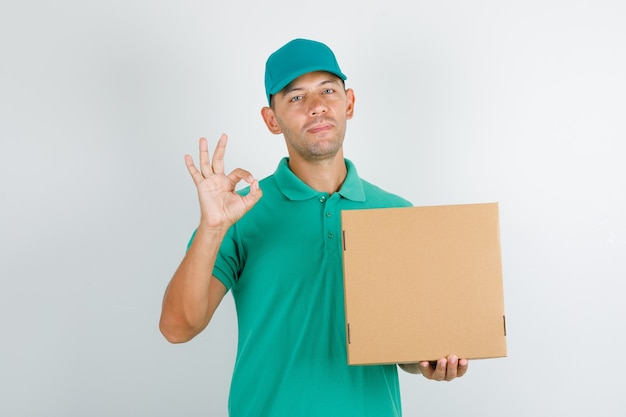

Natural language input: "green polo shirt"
[210,158,412,417]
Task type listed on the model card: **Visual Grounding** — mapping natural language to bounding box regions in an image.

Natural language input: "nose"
[308,96,327,116]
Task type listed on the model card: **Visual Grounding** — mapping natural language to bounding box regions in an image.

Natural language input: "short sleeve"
[186,225,241,291]
[212,225,242,290]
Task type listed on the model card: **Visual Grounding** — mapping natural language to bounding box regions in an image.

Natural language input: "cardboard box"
[341,202,506,365]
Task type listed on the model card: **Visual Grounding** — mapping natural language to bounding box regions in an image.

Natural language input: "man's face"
[262,71,355,162]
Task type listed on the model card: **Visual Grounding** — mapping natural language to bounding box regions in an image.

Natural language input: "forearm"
[159,226,227,343]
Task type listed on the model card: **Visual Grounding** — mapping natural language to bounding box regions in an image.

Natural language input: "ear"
[261,106,282,134]
[345,88,355,120]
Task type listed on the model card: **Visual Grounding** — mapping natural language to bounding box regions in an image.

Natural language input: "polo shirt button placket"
[321,194,341,259]
[320,195,332,243]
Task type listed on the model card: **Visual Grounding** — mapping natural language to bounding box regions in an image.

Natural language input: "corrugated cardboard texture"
[341,203,506,365]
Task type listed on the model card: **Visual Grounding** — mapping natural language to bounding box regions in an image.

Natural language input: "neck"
[287,150,347,194]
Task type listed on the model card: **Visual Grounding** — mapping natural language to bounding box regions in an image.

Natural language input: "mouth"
[306,120,335,134]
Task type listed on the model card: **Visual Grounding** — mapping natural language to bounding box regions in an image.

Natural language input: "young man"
[160,38,468,416]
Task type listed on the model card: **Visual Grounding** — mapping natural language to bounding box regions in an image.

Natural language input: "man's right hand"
[185,134,263,231]
[159,134,262,343]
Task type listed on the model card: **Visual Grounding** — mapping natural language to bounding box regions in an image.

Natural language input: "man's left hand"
[419,355,468,381]
[399,355,469,381]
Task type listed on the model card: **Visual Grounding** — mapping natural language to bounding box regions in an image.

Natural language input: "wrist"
[197,216,231,233]
[194,222,230,241]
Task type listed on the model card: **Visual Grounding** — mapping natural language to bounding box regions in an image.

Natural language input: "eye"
[290,95,303,102]
[322,88,335,94]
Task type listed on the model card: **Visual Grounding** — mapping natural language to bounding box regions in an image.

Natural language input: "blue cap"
[264,38,347,104]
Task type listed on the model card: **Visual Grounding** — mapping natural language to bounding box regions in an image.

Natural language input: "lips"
[306,119,335,134]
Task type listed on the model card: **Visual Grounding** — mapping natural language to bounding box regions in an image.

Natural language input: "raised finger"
[184,154,204,186]
[211,134,228,175]
[198,137,212,178]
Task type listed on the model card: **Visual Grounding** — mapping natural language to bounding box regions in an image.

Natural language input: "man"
[160,38,468,416]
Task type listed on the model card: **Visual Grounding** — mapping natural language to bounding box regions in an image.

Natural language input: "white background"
[1,1,625,416]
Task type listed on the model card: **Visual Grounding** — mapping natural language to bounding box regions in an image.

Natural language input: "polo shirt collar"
[274,157,366,202]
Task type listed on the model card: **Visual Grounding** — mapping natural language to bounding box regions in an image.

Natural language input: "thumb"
[241,179,263,210]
